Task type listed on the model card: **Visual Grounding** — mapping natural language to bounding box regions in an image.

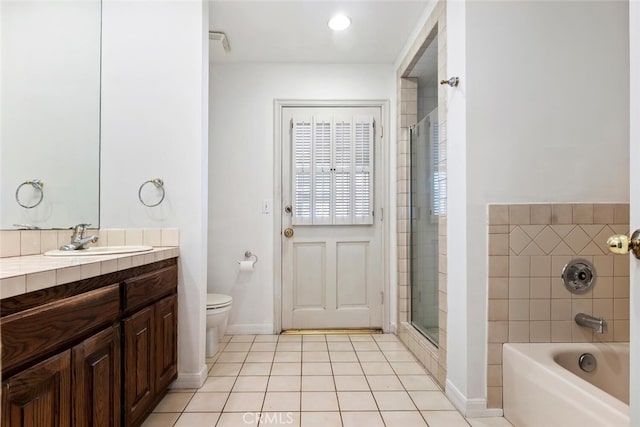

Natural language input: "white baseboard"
[172,365,208,389]
[466,401,504,418]
[226,323,275,335]
[445,379,467,413]
[446,379,504,418]
[388,322,397,334]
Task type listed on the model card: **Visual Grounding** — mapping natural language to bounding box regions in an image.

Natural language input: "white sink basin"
[44,245,154,256]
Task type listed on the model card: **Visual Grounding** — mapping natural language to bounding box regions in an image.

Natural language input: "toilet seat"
[207,293,232,309]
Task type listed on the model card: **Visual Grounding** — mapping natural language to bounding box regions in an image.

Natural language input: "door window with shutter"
[292,114,374,225]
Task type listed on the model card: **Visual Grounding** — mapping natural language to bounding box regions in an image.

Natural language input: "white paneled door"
[281,107,383,329]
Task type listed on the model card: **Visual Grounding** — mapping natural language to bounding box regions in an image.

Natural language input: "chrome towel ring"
[15,179,44,209]
[138,178,165,207]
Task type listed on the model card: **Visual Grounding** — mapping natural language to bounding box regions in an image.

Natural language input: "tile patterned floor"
[143,334,513,427]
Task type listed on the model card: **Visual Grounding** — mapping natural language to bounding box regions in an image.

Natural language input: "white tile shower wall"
[486,203,630,408]
[0,228,180,258]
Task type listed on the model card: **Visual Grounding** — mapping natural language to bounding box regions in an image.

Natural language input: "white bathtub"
[503,342,629,427]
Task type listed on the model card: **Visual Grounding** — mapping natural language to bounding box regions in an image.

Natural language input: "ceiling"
[209,1,429,64]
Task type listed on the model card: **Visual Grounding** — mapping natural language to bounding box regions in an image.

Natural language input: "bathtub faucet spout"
[575,313,607,334]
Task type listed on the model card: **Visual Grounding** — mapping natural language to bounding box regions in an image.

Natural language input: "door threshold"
[281,328,383,335]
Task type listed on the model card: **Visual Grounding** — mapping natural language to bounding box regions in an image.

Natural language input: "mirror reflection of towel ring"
[138,178,165,207]
[15,179,44,209]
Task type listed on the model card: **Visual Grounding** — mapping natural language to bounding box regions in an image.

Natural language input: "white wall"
[445,0,470,409]
[101,0,209,388]
[209,63,395,333]
[629,1,639,424]
[446,0,630,413]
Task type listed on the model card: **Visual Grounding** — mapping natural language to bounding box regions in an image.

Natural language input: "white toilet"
[206,293,233,358]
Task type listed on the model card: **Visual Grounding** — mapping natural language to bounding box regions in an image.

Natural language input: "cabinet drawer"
[1,284,120,374]
[123,265,177,312]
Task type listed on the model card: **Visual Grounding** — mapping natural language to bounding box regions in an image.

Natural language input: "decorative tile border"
[487,203,630,408]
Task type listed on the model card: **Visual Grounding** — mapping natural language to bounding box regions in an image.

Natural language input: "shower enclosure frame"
[409,109,440,347]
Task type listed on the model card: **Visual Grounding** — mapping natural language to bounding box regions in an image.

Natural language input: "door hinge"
[374,120,382,138]
[380,208,383,221]
[290,119,293,130]
[380,291,384,305]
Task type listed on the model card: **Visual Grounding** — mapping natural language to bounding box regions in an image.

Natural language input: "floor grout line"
[149,333,511,427]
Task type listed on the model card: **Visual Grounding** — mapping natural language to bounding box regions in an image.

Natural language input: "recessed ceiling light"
[328,14,351,31]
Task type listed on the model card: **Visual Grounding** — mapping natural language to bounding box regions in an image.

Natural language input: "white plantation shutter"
[354,116,374,224]
[431,120,443,218]
[334,119,352,224]
[291,114,374,225]
[292,117,313,225]
[313,118,332,224]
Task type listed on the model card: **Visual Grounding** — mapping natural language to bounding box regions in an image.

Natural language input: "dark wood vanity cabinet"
[2,350,72,427]
[123,307,155,427]
[2,326,122,427]
[122,294,177,427]
[154,294,178,394]
[72,325,121,427]
[1,258,178,427]
[122,266,178,427]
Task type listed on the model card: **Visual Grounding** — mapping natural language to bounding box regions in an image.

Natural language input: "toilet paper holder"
[238,250,258,268]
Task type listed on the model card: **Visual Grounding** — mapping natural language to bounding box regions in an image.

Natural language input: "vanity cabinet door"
[72,325,121,427]
[123,307,155,427]
[1,350,71,427]
[155,294,178,393]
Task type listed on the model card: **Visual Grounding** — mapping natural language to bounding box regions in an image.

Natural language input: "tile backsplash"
[0,228,180,258]
[486,203,629,409]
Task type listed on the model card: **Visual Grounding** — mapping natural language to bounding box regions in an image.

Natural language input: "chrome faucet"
[59,223,99,251]
[575,313,607,334]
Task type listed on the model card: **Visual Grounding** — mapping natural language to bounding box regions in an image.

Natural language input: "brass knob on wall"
[607,230,640,259]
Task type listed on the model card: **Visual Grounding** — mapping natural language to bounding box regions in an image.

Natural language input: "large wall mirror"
[1,0,101,230]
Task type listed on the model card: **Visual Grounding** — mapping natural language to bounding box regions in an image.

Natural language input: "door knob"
[283,228,294,238]
[607,230,640,259]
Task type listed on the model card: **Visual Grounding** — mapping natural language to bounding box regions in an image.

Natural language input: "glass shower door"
[409,109,440,345]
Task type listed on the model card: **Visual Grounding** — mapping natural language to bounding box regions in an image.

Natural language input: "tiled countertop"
[0,247,179,299]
